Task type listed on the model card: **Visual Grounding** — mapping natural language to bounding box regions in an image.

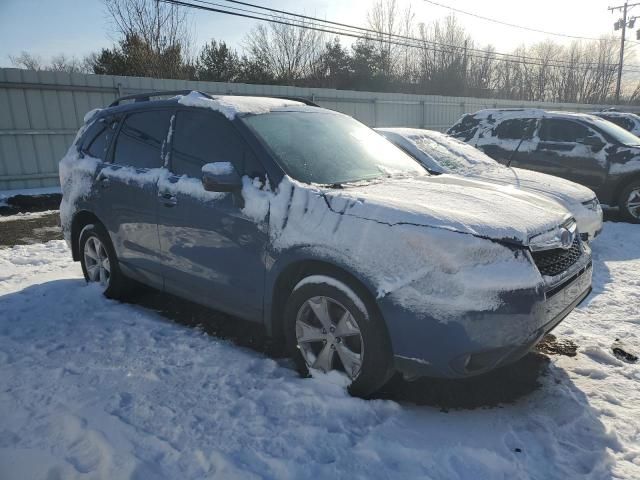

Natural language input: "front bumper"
[574,205,603,242]
[382,250,593,380]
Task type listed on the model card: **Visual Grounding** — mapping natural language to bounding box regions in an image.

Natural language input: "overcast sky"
[0,0,633,68]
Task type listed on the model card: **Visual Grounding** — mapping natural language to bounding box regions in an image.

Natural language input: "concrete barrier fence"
[1,67,638,190]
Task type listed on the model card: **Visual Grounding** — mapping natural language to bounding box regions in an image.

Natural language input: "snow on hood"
[476,167,595,204]
[176,92,305,120]
[242,176,545,319]
[325,175,571,246]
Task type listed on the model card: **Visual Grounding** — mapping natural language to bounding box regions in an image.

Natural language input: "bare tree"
[9,51,92,73]
[367,0,414,80]
[244,19,325,83]
[9,52,43,70]
[100,0,193,77]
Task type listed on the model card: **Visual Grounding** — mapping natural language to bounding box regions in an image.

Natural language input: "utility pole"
[609,2,640,103]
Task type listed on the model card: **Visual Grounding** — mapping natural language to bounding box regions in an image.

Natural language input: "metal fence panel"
[1,67,639,190]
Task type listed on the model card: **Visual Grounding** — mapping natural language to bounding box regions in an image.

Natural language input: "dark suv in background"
[448,108,640,222]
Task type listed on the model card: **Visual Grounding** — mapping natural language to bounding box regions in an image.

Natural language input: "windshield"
[592,116,640,146]
[409,131,499,173]
[242,111,426,184]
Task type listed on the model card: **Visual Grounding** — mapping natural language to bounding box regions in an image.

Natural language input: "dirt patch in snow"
[0,211,62,247]
[0,193,61,216]
[536,334,578,357]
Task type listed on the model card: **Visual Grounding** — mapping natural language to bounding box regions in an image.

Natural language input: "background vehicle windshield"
[592,117,640,146]
[410,131,499,173]
[243,111,425,184]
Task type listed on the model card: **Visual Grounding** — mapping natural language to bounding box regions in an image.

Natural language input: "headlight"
[582,197,601,213]
[529,219,577,252]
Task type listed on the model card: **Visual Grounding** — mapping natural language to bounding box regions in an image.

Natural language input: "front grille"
[531,237,582,277]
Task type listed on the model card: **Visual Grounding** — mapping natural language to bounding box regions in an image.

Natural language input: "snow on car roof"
[470,108,604,123]
[591,111,640,119]
[176,91,307,120]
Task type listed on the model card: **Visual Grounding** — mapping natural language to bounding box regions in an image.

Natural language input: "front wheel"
[79,223,129,299]
[284,275,394,397]
[618,181,640,223]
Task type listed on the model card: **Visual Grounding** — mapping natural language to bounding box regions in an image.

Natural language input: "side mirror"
[582,135,605,150]
[201,162,242,192]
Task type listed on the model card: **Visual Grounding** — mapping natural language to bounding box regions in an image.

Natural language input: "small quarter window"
[79,116,118,161]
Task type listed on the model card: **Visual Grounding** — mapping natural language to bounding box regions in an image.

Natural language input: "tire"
[284,275,394,397]
[79,223,129,299]
[618,180,640,224]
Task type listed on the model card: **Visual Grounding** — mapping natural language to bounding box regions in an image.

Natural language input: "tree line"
[9,0,639,104]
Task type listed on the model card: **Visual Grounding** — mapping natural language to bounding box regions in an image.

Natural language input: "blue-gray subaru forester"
[59,91,592,396]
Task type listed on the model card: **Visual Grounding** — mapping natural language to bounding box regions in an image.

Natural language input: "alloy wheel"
[295,295,364,380]
[83,236,111,287]
[627,188,640,220]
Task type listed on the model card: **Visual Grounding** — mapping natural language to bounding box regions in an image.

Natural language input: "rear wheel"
[284,275,394,397]
[79,223,129,299]
[618,181,640,223]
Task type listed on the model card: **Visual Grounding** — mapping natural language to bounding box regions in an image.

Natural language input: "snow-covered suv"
[592,110,640,137]
[448,108,640,222]
[60,91,592,396]
[376,128,603,241]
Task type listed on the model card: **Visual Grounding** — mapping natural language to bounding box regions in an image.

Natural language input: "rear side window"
[448,114,481,141]
[113,110,172,168]
[79,116,118,161]
[170,109,262,178]
[603,115,633,132]
[494,118,536,140]
[539,119,588,142]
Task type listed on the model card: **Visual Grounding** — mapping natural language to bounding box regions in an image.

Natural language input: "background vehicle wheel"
[79,223,129,299]
[618,181,640,223]
[284,275,394,397]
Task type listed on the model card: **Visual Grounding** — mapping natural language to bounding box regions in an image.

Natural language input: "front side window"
[603,115,633,131]
[171,110,261,178]
[494,118,537,140]
[539,119,589,143]
[591,116,640,146]
[113,110,172,169]
[243,111,425,185]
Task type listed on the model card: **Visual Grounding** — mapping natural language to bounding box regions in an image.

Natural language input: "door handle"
[99,177,110,189]
[158,191,177,207]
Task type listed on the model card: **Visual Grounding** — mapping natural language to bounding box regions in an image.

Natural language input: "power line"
[421,0,633,43]
[162,0,640,73]
[210,0,640,70]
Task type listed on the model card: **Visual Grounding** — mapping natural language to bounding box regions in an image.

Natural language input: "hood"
[322,175,572,246]
[468,166,596,205]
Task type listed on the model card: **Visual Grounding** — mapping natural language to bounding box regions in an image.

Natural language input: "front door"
[158,108,268,321]
[533,118,608,191]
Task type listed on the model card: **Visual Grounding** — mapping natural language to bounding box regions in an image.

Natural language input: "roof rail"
[109,90,213,107]
[109,90,320,108]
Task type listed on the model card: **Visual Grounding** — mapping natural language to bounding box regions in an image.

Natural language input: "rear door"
[533,118,607,190]
[98,109,173,287]
[158,108,268,320]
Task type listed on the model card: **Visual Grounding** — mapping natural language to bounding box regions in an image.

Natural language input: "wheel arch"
[265,250,384,340]
[70,210,105,261]
[614,171,640,207]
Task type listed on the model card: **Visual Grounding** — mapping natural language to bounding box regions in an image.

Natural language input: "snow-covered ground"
[0,223,639,479]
